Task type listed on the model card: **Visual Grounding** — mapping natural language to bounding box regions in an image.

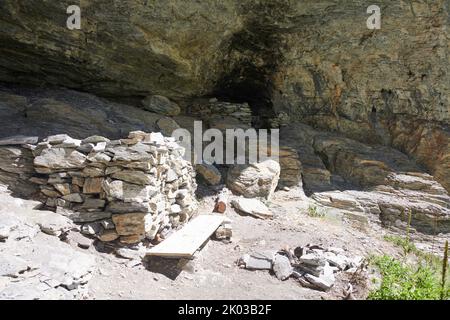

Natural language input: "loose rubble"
[214,217,233,241]
[238,245,363,292]
[31,131,198,244]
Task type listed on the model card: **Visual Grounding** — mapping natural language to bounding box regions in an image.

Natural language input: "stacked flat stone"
[209,101,252,125]
[191,100,253,126]
[31,131,197,244]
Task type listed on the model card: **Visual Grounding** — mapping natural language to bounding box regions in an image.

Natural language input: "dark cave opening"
[211,5,286,129]
[212,64,276,129]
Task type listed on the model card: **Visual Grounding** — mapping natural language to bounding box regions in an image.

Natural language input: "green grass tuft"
[306,205,325,218]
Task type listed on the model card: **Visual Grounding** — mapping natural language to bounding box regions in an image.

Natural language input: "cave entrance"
[211,7,284,130]
[212,64,276,129]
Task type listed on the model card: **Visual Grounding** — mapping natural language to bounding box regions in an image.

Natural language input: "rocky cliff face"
[0,0,242,99]
[0,0,449,189]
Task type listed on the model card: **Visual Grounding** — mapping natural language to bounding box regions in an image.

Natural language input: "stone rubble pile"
[30,131,198,244]
[238,244,363,292]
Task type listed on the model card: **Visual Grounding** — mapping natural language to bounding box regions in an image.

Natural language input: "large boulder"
[227,160,280,200]
[142,96,181,116]
[196,163,222,186]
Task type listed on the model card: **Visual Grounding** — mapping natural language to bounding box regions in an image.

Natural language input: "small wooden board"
[146,215,225,258]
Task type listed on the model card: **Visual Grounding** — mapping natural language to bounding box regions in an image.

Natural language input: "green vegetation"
[306,205,325,218]
[369,235,449,300]
[441,241,448,300]
[384,235,416,256]
[369,209,450,300]
[368,255,448,300]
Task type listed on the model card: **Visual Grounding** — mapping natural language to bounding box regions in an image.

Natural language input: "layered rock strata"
[281,123,450,234]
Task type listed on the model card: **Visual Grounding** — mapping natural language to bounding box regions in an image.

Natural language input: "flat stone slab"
[0,135,38,146]
[231,198,273,219]
[240,251,275,270]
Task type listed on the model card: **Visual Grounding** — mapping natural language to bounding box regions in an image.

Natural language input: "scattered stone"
[323,251,349,270]
[231,198,273,219]
[273,254,293,281]
[238,251,274,270]
[116,248,144,260]
[36,215,73,237]
[0,226,11,240]
[238,244,362,292]
[214,189,229,213]
[214,221,232,240]
[66,231,93,249]
[0,255,32,277]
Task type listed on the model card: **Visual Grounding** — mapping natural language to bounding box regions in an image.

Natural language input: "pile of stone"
[191,99,253,128]
[208,100,252,126]
[30,131,198,244]
[238,245,363,292]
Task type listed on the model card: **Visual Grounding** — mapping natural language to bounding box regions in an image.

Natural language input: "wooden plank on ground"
[146,215,225,258]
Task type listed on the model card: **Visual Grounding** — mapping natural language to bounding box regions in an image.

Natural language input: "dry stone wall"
[31,131,198,244]
[189,99,253,130]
